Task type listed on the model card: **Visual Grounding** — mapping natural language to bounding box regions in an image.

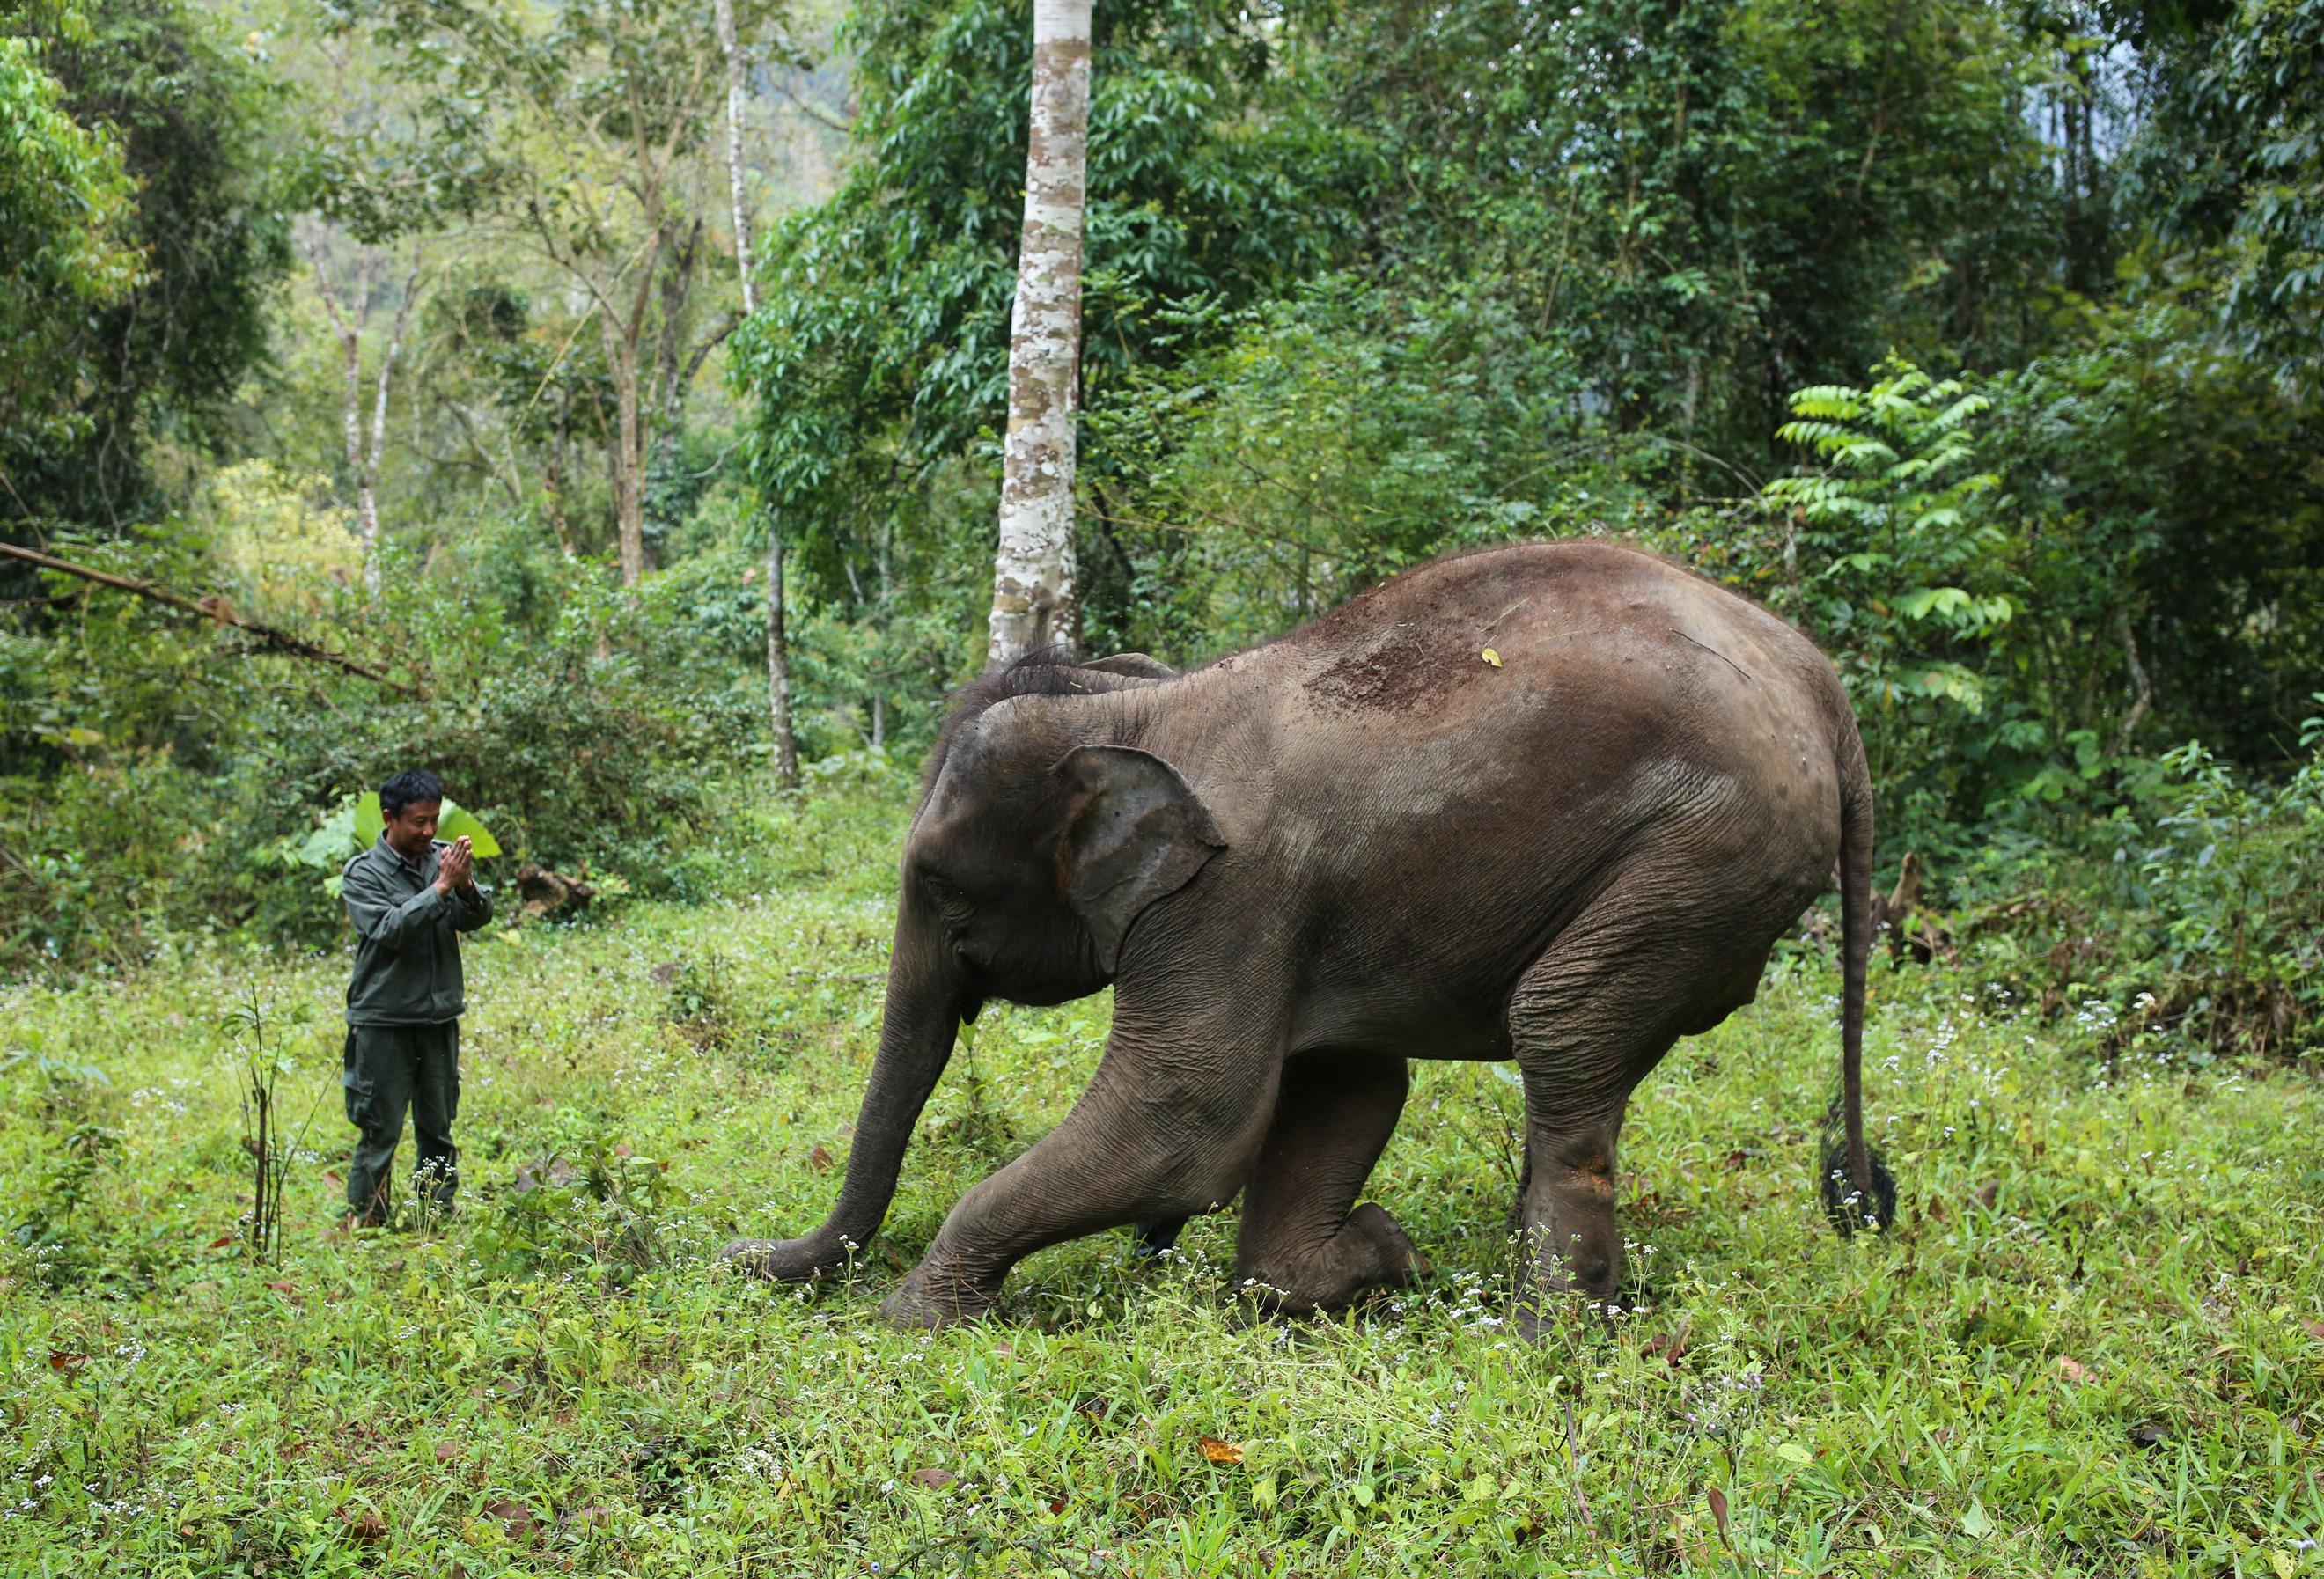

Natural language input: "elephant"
[723,540,1895,1329]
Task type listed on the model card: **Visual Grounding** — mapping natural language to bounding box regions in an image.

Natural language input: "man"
[340,768,492,1227]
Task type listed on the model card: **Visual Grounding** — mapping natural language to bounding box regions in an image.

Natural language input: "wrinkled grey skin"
[723,542,1886,1330]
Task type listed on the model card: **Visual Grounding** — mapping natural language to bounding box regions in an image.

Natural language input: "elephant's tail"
[1823,722,1895,1236]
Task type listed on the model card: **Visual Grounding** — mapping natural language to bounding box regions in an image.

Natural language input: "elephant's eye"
[923,873,974,930]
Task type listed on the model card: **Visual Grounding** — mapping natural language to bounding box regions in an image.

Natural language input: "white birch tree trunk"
[716,0,756,317]
[306,235,422,597]
[357,253,422,594]
[987,0,1092,665]
[715,0,798,787]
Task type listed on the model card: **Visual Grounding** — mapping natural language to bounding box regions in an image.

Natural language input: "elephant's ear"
[1057,745,1225,972]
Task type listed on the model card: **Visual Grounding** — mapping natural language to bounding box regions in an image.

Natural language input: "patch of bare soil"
[1304,625,1482,714]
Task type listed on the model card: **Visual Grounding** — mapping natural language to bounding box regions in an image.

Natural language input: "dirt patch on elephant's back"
[1304,625,1481,715]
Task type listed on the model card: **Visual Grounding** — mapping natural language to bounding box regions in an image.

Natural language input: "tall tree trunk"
[545,400,577,558]
[346,342,379,594]
[716,0,757,313]
[358,253,422,589]
[766,529,799,783]
[305,237,419,596]
[716,0,798,787]
[307,237,379,592]
[601,317,647,587]
[647,219,704,554]
[987,0,1092,665]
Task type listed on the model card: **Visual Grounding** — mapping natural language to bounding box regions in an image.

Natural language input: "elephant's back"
[1260,540,1846,779]
[1173,541,1850,1048]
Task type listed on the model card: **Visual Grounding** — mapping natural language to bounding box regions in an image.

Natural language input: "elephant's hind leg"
[1233,1050,1416,1314]
[1507,872,1732,1331]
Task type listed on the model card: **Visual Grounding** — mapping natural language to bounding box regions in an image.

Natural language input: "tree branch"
[781,75,853,133]
[0,543,419,695]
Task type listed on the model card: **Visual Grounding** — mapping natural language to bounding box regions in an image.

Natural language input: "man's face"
[383,798,442,859]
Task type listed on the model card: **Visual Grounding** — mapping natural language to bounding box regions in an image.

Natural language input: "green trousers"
[342,1021,460,1220]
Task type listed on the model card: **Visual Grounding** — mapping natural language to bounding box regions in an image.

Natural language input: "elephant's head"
[723,652,1224,1282]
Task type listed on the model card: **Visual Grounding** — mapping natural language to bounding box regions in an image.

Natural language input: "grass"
[3,775,2321,1576]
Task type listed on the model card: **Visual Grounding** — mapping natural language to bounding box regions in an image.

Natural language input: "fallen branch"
[0,541,419,695]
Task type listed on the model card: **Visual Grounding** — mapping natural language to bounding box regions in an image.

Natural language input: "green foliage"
[4,0,291,525]
[1649,342,2324,853]
[732,0,1374,554]
[2116,737,2324,1058]
[0,4,143,455]
[1090,277,1595,655]
[0,518,767,972]
[1759,364,2016,813]
[1989,298,2324,764]
[2129,0,2324,388]
[317,0,796,240]
[1320,0,2054,457]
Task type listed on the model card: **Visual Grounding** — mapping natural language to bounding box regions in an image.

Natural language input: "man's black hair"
[379,769,445,820]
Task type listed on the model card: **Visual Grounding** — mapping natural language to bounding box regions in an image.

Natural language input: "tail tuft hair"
[1820,1136,1897,1237]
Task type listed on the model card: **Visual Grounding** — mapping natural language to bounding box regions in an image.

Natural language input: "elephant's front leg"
[1233,1049,1417,1313]
[881,1015,1281,1327]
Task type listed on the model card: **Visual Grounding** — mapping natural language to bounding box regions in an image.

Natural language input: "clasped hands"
[432,834,479,898]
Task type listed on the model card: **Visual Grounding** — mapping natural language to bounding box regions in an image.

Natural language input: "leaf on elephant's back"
[1198,1436,1243,1465]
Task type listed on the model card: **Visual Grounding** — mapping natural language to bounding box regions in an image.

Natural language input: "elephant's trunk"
[723,905,960,1280]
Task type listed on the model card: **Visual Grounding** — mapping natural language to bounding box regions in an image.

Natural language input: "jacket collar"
[376,833,433,877]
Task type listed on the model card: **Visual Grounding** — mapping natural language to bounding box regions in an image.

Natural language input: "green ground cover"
[4,780,2320,1577]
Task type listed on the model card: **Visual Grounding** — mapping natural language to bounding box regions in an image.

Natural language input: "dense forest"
[5,0,2322,1026]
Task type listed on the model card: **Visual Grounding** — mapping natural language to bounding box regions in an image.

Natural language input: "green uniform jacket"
[342,836,494,1025]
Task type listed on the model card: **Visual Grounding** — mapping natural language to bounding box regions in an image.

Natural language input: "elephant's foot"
[1132,1215,1188,1257]
[718,1233,846,1282]
[879,1262,999,1329]
[1239,1202,1419,1315]
[1511,1228,1627,1342]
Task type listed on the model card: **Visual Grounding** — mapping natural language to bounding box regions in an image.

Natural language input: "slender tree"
[714,0,798,785]
[338,0,766,589]
[303,230,422,592]
[987,0,1092,665]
